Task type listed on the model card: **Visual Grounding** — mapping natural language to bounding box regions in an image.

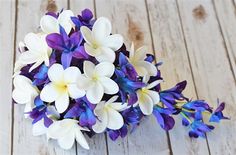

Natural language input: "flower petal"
[58,132,75,150]
[109,102,128,111]
[40,15,59,34]
[24,33,45,52]
[96,47,115,63]
[134,46,148,61]
[48,63,64,83]
[58,10,74,34]
[99,77,118,94]
[136,61,157,76]
[146,80,163,89]
[86,82,104,104]
[12,89,31,104]
[83,61,95,78]
[55,93,69,113]
[95,62,115,77]
[77,75,92,90]
[146,90,160,105]
[81,26,93,44]
[92,110,108,133]
[68,84,85,99]
[64,66,81,83]
[40,83,60,102]
[107,108,124,130]
[84,43,101,57]
[75,129,90,149]
[137,92,153,115]
[32,119,47,136]
[92,17,111,43]
[103,34,123,50]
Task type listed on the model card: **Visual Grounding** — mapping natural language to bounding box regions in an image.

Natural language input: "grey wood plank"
[212,0,236,80]
[0,0,16,155]
[13,0,76,154]
[176,0,236,154]
[96,0,171,154]
[69,0,108,154]
[146,0,210,154]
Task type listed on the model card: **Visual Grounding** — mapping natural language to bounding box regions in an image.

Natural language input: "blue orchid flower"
[33,64,49,86]
[188,120,214,138]
[107,125,128,141]
[119,52,138,81]
[210,102,229,123]
[27,96,54,127]
[115,69,145,105]
[64,97,96,128]
[121,106,143,132]
[153,106,175,131]
[46,25,89,68]
[160,81,188,109]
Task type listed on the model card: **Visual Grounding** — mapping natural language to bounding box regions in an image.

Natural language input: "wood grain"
[146,0,210,154]
[0,0,16,155]
[177,0,236,154]
[96,0,170,154]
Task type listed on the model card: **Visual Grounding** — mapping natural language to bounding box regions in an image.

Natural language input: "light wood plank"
[96,0,170,154]
[177,0,236,154]
[146,0,210,154]
[69,1,108,154]
[13,0,77,154]
[213,0,236,79]
[0,0,16,155]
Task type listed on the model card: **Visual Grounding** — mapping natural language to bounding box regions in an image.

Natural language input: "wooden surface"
[0,0,235,155]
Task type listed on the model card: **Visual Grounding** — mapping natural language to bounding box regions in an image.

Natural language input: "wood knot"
[46,0,58,13]
[127,15,144,47]
[192,5,207,21]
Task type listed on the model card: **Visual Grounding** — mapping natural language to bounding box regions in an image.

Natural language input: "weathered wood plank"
[69,1,108,154]
[176,0,236,154]
[0,0,16,155]
[96,0,170,154]
[146,0,210,154]
[13,0,77,154]
[213,0,236,80]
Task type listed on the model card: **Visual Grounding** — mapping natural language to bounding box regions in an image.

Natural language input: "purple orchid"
[46,25,89,68]
[107,125,128,141]
[119,52,138,81]
[71,9,95,29]
[28,96,54,127]
[210,102,229,123]
[64,97,96,128]
[188,120,214,138]
[160,81,188,109]
[115,69,145,105]
[153,106,175,131]
[33,64,49,86]
[121,106,143,132]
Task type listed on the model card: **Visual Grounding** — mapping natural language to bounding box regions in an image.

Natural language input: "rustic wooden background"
[0,0,236,155]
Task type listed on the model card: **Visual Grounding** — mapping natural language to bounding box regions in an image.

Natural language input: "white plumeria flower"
[81,17,123,63]
[47,119,90,150]
[17,33,52,72]
[92,96,128,133]
[134,77,162,115]
[40,64,85,113]
[77,61,119,104]
[12,75,38,113]
[40,10,74,34]
[32,119,48,136]
[129,43,157,77]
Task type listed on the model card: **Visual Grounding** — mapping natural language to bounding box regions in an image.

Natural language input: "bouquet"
[12,9,228,150]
